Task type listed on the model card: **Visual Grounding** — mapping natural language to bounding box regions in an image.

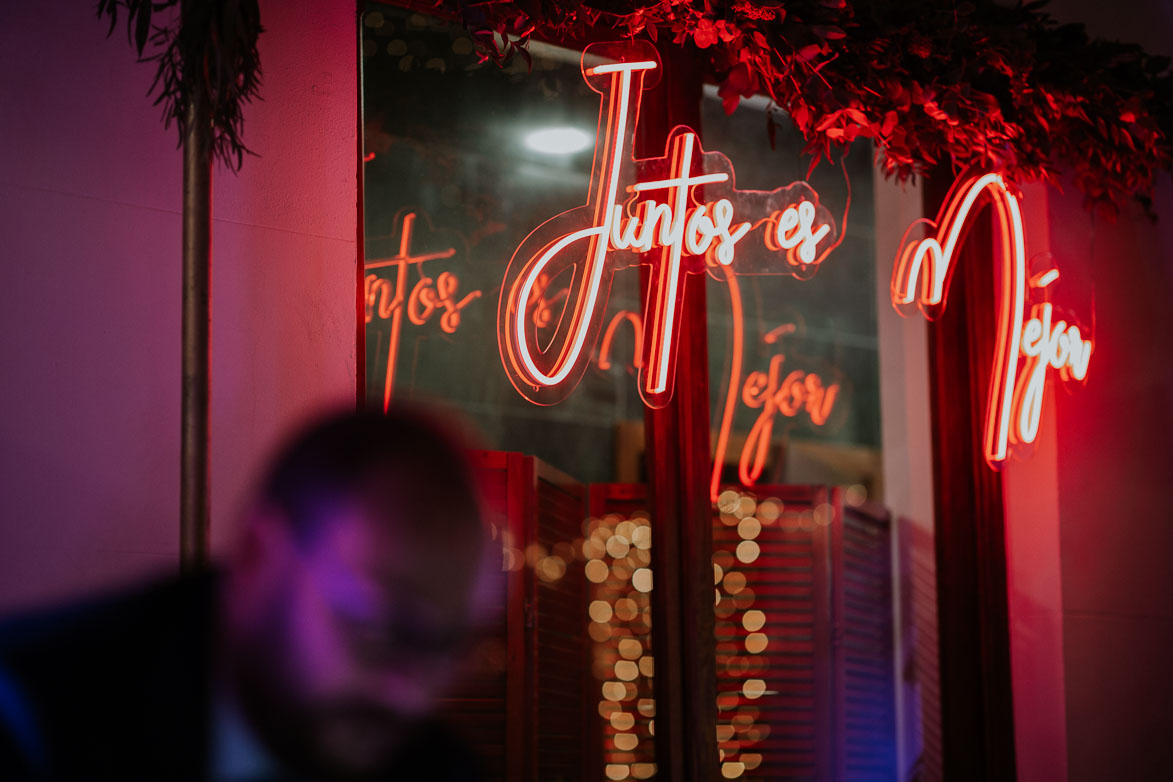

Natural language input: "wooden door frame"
[922,171,1018,782]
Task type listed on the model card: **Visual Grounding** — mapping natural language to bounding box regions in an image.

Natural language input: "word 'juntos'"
[365,213,481,411]
[498,41,840,409]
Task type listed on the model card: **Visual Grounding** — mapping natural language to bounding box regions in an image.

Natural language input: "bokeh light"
[586,512,656,776]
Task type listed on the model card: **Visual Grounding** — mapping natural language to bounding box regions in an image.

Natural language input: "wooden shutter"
[832,501,897,782]
[895,514,943,782]
[456,466,897,782]
[442,451,512,781]
[443,451,592,782]
[714,485,835,781]
[530,457,592,782]
[714,486,897,782]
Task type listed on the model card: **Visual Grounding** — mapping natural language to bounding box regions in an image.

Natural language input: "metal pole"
[180,88,212,571]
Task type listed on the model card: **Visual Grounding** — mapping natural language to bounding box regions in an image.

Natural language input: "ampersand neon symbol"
[892,172,1092,468]
[498,41,841,408]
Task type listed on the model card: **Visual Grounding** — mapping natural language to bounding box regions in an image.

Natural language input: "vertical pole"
[180,85,212,571]
[355,2,368,410]
[641,41,719,782]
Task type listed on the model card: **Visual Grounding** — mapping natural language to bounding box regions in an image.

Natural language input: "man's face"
[236,493,484,775]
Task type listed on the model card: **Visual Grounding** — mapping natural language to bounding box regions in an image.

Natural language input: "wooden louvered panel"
[530,460,589,782]
[435,451,515,782]
[713,486,834,782]
[714,485,897,782]
[904,515,942,782]
[834,503,896,782]
[444,452,594,782]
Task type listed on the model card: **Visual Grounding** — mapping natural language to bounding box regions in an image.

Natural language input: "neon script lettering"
[365,212,482,411]
[739,328,841,486]
[892,173,1092,467]
[499,41,840,408]
[709,258,844,501]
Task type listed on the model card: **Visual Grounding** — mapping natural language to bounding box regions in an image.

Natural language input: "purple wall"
[0,1,357,609]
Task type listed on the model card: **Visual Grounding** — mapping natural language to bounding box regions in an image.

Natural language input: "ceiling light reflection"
[524,126,593,155]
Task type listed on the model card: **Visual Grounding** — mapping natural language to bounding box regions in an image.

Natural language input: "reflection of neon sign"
[710,261,843,501]
[498,41,840,408]
[598,310,643,372]
[365,212,482,411]
[892,172,1092,467]
[739,325,841,485]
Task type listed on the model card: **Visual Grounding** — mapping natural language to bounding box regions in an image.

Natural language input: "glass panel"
[701,90,905,781]
[702,90,880,495]
[362,8,657,782]
[362,6,645,483]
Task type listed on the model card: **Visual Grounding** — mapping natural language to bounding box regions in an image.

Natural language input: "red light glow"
[598,310,644,372]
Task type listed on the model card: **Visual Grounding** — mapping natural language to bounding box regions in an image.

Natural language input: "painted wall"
[1014,2,1173,779]
[1048,176,1173,780]
[0,1,357,610]
[1001,184,1068,782]
[873,175,939,782]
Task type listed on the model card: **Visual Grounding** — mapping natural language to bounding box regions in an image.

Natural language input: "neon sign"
[891,172,1092,467]
[498,41,841,408]
[365,212,482,411]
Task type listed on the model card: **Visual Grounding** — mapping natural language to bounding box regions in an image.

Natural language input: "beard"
[226,609,410,780]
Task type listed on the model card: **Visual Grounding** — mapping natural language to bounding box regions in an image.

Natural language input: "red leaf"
[791,103,810,130]
[797,43,822,62]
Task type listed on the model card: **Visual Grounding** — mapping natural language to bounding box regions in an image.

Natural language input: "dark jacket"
[0,572,481,781]
[0,573,215,780]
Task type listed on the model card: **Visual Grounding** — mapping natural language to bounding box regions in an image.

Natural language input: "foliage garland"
[98,0,263,171]
[100,1,1171,214]
[445,0,1173,216]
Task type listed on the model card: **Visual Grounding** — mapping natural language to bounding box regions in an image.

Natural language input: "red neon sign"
[498,42,841,408]
[365,212,482,411]
[891,172,1092,467]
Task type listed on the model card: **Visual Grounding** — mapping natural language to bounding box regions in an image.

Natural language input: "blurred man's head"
[222,407,488,778]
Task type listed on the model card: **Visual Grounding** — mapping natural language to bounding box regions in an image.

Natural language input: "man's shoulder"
[390,719,486,780]
[0,570,214,670]
[0,571,219,779]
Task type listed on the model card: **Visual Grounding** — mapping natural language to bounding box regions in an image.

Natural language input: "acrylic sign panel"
[891,172,1092,468]
[497,41,841,409]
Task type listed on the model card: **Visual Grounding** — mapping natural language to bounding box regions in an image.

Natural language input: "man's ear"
[233,504,295,581]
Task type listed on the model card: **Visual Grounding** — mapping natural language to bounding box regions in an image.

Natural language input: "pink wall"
[1020,2,1173,779]
[1048,177,1173,781]
[1002,184,1068,782]
[0,1,357,610]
